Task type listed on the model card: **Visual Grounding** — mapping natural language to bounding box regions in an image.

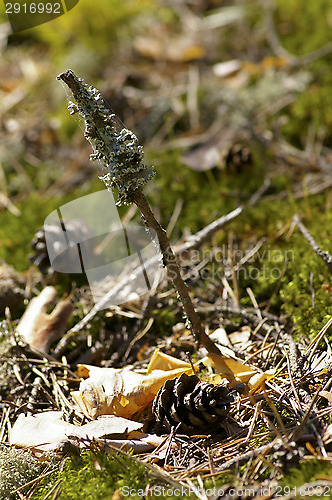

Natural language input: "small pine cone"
[225,143,252,174]
[30,220,93,273]
[30,228,50,272]
[152,373,235,434]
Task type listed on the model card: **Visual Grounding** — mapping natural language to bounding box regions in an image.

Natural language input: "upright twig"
[293,214,332,272]
[57,70,221,356]
[54,206,242,355]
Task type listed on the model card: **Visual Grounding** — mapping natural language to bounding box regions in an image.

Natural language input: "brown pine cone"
[30,227,50,272]
[152,373,238,434]
[30,220,93,273]
[225,143,252,174]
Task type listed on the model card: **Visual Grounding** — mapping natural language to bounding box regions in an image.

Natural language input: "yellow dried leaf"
[182,45,205,62]
[72,363,194,419]
[204,352,256,385]
[204,352,275,392]
[147,349,195,373]
[76,365,91,378]
[223,358,256,383]
[248,370,275,394]
[120,395,130,407]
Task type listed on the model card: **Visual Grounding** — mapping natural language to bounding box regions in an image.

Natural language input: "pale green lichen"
[57,70,155,205]
[0,445,57,500]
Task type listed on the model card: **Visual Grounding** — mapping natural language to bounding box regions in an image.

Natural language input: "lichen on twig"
[57,70,155,207]
[57,70,221,356]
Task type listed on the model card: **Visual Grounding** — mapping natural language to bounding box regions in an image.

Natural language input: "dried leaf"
[319,390,332,403]
[204,352,256,384]
[247,370,275,394]
[182,45,205,62]
[204,352,274,392]
[147,349,195,373]
[209,327,232,347]
[181,128,249,171]
[212,59,242,78]
[9,411,143,453]
[72,362,194,419]
[323,423,332,443]
[228,326,251,349]
[242,57,288,75]
[16,286,72,353]
[133,33,205,63]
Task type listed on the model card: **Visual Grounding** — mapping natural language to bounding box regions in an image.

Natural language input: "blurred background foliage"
[0,0,332,337]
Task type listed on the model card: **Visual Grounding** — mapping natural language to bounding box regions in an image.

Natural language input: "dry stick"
[54,206,242,357]
[215,444,268,472]
[293,214,332,272]
[57,182,268,352]
[133,189,220,355]
[55,178,268,355]
[57,70,221,356]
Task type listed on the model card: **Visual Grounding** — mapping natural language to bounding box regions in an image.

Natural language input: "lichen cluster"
[0,444,56,500]
[57,70,155,205]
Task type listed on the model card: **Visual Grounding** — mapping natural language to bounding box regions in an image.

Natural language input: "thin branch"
[57,70,222,355]
[54,205,242,356]
[133,189,221,355]
[293,214,332,272]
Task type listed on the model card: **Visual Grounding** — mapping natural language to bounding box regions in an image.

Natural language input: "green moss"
[283,75,332,147]
[280,460,332,498]
[0,194,55,272]
[275,0,332,55]
[9,0,155,61]
[147,130,332,340]
[232,190,332,338]
[149,148,263,236]
[35,449,197,499]
[0,179,103,272]
[280,219,332,337]
[274,0,332,146]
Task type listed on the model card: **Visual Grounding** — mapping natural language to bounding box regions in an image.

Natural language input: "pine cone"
[30,220,93,273]
[225,143,252,174]
[152,373,236,434]
[30,228,50,272]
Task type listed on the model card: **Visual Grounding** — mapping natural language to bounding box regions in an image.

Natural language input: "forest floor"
[1,0,332,498]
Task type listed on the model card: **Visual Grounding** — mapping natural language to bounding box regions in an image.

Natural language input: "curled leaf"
[16,286,72,353]
[204,352,274,392]
[247,370,275,394]
[147,349,196,373]
[10,411,143,453]
[319,390,332,404]
[72,363,194,419]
